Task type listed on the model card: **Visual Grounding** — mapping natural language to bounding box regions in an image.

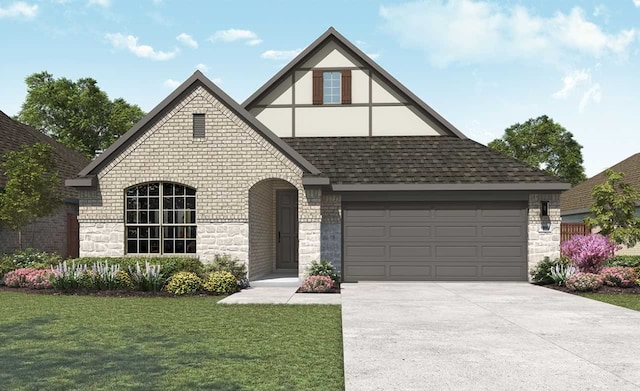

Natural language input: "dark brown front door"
[276,190,298,269]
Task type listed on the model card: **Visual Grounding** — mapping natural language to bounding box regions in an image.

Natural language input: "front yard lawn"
[581,293,640,311]
[0,292,343,390]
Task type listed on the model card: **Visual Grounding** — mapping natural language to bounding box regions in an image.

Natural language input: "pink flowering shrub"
[3,268,54,289]
[299,275,334,293]
[561,234,620,273]
[599,266,637,288]
[566,272,603,292]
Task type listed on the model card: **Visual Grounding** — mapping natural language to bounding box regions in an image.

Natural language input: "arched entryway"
[248,178,298,280]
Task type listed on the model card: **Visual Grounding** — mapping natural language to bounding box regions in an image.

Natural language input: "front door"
[276,189,298,269]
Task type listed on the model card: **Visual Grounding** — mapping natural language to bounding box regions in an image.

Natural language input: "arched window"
[125,182,196,254]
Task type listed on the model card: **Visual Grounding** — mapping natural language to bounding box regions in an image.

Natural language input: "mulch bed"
[0,286,212,298]
[295,285,341,294]
[544,284,640,295]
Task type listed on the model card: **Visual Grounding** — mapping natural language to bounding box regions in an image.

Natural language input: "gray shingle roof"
[282,136,562,185]
[0,110,90,199]
[561,153,640,212]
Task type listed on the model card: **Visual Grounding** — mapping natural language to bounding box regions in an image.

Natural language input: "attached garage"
[342,202,528,281]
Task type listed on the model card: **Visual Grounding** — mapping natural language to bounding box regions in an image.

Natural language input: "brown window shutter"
[312,70,323,105]
[341,69,352,104]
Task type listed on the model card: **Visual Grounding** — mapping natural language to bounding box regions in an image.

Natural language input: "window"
[193,113,205,138]
[323,71,341,104]
[312,69,351,105]
[125,182,196,254]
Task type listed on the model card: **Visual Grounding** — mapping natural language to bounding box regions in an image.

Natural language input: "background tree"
[584,169,640,248]
[488,115,586,185]
[17,72,145,157]
[0,143,62,250]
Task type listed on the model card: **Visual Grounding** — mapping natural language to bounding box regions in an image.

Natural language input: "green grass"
[0,292,344,391]
[581,293,640,311]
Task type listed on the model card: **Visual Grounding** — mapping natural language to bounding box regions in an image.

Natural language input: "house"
[561,153,640,255]
[0,110,90,257]
[66,28,569,281]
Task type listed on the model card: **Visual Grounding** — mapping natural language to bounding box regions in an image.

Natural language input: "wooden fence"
[560,222,589,243]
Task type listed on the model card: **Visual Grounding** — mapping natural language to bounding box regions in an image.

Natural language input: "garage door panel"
[389,226,431,238]
[481,265,525,278]
[435,246,478,257]
[435,226,477,238]
[389,245,431,257]
[343,202,527,281]
[482,226,524,238]
[389,265,432,277]
[482,246,523,258]
[344,245,386,257]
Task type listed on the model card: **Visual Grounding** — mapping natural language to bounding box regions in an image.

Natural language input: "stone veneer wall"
[0,202,78,257]
[320,192,342,273]
[528,193,561,276]
[77,85,321,270]
[298,187,322,277]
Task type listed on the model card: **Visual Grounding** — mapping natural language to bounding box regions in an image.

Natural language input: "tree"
[0,143,62,250]
[488,115,586,186]
[17,72,145,157]
[584,169,640,248]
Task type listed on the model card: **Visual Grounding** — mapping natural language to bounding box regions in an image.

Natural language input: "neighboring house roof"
[74,71,321,180]
[243,27,466,139]
[0,110,90,199]
[561,153,640,214]
[282,136,569,190]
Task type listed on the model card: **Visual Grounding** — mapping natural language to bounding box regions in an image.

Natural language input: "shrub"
[529,257,568,285]
[549,263,577,286]
[4,268,54,289]
[203,254,249,289]
[305,260,340,285]
[128,261,164,292]
[566,273,603,292]
[599,266,637,288]
[299,275,334,293]
[0,249,62,277]
[203,271,238,295]
[561,234,620,273]
[115,270,134,290]
[606,255,640,268]
[165,272,203,295]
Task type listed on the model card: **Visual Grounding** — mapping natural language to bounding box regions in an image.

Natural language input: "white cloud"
[380,1,636,67]
[164,79,181,88]
[196,63,208,72]
[366,52,381,60]
[176,33,198,48]
[634,0,640,7]
[88,0,110,7]
[579,83,601,112]
[105,33,178,61]
[0,2,38,19]
[260,49,302,61]
[553,69,590,99]
[210,29,262,45]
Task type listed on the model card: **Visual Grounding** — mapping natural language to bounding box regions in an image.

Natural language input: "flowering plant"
[561,234,620,273]
[4,268,54,289]
[599,266,637,288]
[566,272,603,292]
[299,275,334,293]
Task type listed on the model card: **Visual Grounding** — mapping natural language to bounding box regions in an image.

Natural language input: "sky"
[1,0,639,177]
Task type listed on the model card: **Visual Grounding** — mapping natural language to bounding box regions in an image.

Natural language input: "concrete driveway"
[341,282,640,391]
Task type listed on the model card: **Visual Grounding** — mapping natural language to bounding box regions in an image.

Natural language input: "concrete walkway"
[218,286,341,304]
[341,282,640,391]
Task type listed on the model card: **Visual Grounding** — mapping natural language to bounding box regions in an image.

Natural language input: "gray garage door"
[343,202,528,281]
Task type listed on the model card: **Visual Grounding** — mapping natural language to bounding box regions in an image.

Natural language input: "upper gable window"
[313,69,351,105]
[323,71,341,104]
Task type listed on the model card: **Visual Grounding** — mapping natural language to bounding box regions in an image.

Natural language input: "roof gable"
[243,27,466,139]
[0,110,90,199]
[561,153,640,212]
[76,71,321,179]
